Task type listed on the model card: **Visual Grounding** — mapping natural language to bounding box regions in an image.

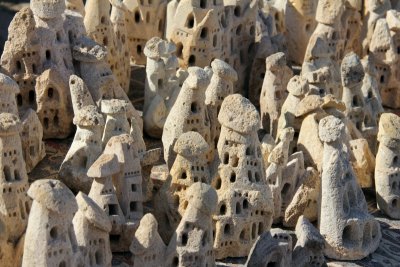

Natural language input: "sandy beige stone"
[260,52,293,138]
[162,67,211,168]
[130,213,167,267]
[1,0,75,139]
[375,113,400,219]
[212,94,273,259]
[166,182,216,267]
[246,228,292,267]
[125,0,167,65]
[22,179,80,267]
[0,112,31,267]
[318,115,381,260]
[73,192,112,267]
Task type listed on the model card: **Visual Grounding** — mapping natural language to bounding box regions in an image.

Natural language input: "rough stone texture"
[143,37,186,138]
[22,179,80,267]
[59,76,104,193]
[284,0,318,65]
[0,112,31,267]
[0,72,45,173]
[130,213,167,267]
[166,0,259,93]
[293,216,326,267]
[369,11,400,109]
[73,192,112,267]
[205,59,237,160]
[375,112,400,219]
[162,67,211,169]
[283,167,320,227]
[260,52,293,138]
[0,1,75,139]
[318,115,381,260]
[245,228,292,267]
[211,94,273,259]
[166,182,217,267]
[360,55,384,153]
[125,0,167,65]
[84,0,131,92]
[349,138,375,188]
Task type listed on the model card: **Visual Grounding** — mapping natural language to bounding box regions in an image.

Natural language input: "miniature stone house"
[318,115,381,260]
[101,99,131,147]
[169,131,210,217]
[246,228,293,267]
[0,0,75,138]
[103,134,144,222]
[73,192,112,267]
[375,113,400,219]
[205,59,237,154]
[292,216,326,267]
[360,55,384,153]
[87,153,129,251]
[59,105,105,193]
[284,0,318,65]
[342,0,362,55]
[369,12,400,108]
[35,69,73,139]
[0,113,31,267]
[166,182,217,267]
[260,52,293,138]
[22,179,80,267]
[130,213,167,267]
[0,72,45,173]
[212,94,274,259]
[162,67,211,168]
[341,52,366,133]
[125,0,168,65]
[66,0,85,16]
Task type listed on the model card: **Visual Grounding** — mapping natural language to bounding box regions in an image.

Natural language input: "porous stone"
[73,192,112,267]
[245,228,292,267]
[212,94,274,259]
[166,182,217,267]
[375,113,400,219]
[260,52,293,138]
[129,213,167,267]
[22,179,80,267]
[318,115,381,260]
[293,216,326,267]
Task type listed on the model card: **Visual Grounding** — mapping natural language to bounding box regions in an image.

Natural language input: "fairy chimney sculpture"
[0,72,45,172]
[341,52,366,133]
[101,99,131,147]
[369,13,400,108]
[125,0,168,65]
[1,0,75,139]
[212,94,274,259]
[318,115,381,260]
[22,179,79,267]
[143,37,184,138]
[162,67,211,168]
[375,113,400,219]
[73,192,112,267]
[130,213,167,267]
[284,0,318,65]
[205,59,237,156]
[0,112,31,267]
[260,52,293,138]
[59,76,104,193]
[166,182,217,267]
[87,153,130,251]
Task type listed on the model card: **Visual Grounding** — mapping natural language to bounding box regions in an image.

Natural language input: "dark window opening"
[108,204,118,215]
[188,55,196,66]
[29,90,35,104]
[46,50,51,60]
[135,11,141,23]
